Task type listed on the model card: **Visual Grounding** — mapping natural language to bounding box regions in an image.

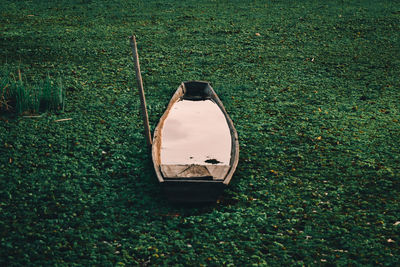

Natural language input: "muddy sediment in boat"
[160,99,232,165]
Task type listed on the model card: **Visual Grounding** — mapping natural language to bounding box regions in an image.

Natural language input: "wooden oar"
[129,35,152,148]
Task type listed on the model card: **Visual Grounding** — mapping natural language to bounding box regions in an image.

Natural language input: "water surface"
[161,99,232,165]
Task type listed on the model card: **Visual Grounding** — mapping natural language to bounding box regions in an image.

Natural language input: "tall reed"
[0,68,65,114]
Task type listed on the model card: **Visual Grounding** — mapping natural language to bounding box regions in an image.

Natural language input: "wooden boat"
[152,81,239,202]
[129,36,239,202]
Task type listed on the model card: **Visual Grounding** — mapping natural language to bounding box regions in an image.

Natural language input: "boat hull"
[152,81,239,203]
[162,180,226,203]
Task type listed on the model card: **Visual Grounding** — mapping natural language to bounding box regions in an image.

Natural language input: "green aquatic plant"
[0,68,65,114]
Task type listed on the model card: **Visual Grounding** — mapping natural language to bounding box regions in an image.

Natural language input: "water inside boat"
[160,99,232,165]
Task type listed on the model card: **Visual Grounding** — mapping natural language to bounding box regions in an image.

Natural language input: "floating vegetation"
[0,0,399,266]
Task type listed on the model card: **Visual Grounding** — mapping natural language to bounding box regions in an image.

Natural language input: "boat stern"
[161,179,226,203]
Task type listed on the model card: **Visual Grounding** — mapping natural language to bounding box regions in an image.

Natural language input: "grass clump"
[0,68,65,114]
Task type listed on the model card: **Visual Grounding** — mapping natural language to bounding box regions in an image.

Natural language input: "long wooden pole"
[129,35,152,148]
